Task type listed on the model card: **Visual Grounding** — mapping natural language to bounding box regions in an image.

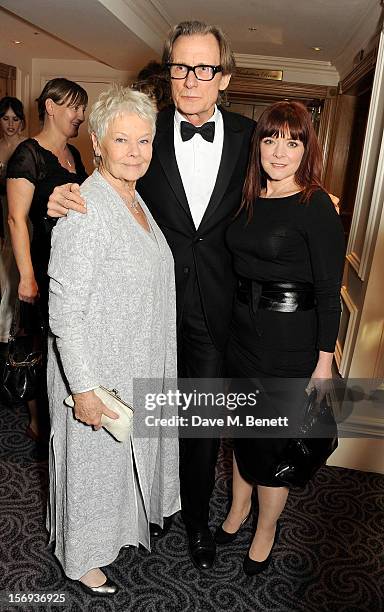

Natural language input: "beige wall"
[328,438,384,474]
[331,32,384,475]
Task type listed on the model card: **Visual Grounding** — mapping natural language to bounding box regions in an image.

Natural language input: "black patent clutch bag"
[273,389,338,487]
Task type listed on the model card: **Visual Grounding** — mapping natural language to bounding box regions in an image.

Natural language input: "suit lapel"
[199,108,246,227]
[154,108,193,223]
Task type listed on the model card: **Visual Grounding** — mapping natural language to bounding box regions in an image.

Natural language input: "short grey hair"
[88,84,157,142]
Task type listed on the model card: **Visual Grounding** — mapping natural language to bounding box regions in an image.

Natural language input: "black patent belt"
[236,276,315,313]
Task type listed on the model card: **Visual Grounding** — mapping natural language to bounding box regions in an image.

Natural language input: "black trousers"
[178,280,224,530]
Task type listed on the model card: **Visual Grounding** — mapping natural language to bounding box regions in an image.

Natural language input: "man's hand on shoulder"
[47,183,86,218]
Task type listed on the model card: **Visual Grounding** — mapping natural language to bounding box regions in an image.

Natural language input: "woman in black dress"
[6,78,88,439]
[0,97,27,343]
[216,101,345,575]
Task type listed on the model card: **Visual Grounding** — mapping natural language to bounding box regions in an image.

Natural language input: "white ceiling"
[0,0,382,73]
[0,8,96,62]
[0,0,159,71]
[159,0,380,61]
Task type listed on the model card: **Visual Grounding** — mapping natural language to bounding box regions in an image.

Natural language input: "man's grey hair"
[88,84,157,141]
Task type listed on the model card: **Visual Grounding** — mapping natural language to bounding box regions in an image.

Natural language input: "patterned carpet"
[0,400,383,612]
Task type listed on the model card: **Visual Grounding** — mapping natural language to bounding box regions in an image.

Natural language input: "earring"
[92,151,101,167]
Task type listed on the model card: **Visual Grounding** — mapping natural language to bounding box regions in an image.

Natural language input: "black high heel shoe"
[243,521,281,576]
[214,510,252,545]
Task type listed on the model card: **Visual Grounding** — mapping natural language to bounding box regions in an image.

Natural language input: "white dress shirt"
[174,106,224,229]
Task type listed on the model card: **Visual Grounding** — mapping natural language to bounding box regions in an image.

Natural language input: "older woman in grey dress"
[47,87,180,595]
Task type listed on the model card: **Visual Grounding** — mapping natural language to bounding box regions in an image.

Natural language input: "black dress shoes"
[149,515,173,538]
[78,577,119,596]
[187,527,216,570]
[243,521,281,576]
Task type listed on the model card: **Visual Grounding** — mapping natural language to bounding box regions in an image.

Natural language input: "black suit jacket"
[137,106,255,351]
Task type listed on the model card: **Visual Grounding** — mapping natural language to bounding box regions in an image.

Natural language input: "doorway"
[0,62,16,98]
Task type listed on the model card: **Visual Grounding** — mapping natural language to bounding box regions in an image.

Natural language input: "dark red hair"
[240,101,324,220]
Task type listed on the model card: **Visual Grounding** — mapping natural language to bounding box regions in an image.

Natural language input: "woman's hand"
[308,351,333,402]
[47,183,86,218]
[18,276,39,303]
[72,390,119,430]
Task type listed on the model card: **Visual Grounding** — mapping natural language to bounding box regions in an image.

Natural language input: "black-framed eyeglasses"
[166,63,223,81]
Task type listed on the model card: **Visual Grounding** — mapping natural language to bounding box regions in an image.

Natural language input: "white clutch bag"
[64,386,134,442]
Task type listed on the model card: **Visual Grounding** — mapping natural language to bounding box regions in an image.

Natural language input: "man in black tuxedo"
[47,20,255,570]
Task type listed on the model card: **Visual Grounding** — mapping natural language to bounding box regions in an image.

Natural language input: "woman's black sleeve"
[6,141,39,185]
[304,190,345,353]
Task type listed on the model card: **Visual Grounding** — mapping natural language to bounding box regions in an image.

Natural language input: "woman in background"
[6,78,88,440]
[217,101,345,575]
[0,97,27,343]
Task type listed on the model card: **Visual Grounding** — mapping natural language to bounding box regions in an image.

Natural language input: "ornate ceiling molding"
[234,53,339,86]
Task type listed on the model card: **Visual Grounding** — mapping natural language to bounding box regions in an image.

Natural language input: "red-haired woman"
[216,102,345,575]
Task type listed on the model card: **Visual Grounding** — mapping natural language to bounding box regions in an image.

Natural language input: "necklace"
[54,146,72,170]
[120,191,140,214]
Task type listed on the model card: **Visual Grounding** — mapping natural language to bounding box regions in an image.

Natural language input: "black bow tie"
[180,121,215,143]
